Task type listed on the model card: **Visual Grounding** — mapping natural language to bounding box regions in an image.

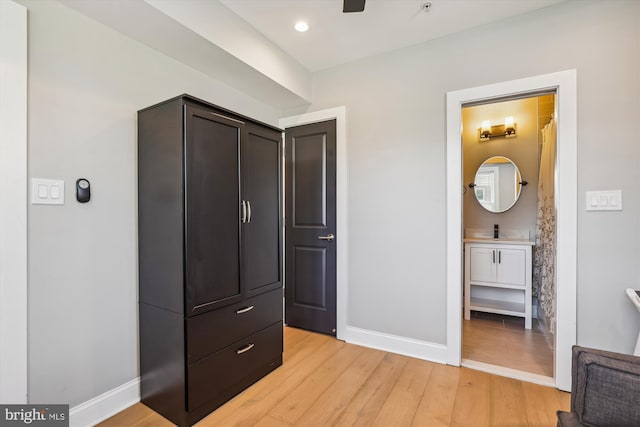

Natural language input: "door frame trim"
[279,107,347,340]
[446,70,577,391]
[0,0,28,403]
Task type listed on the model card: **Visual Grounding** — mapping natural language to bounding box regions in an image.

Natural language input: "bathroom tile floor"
[463,311,554,377]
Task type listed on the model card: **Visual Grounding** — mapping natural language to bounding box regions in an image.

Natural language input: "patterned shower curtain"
[533,118,557,331]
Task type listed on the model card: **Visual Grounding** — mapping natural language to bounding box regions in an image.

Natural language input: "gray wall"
[19,0,280,407]
[293,0,640,350]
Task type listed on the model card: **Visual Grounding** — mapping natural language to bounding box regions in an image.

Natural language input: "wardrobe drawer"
[187,322,282,411]
[187,288,282,363]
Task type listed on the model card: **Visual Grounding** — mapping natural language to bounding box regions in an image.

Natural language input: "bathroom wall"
[538,94,555,131]
[462,97,540,239]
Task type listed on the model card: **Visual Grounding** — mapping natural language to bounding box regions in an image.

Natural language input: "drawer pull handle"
[236,343,255,355]
[236,305,254,314]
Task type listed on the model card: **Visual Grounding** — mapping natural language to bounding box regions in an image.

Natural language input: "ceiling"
[219,0,566,72]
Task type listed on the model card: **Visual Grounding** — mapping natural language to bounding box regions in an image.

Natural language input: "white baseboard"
[344,326,448,364]
[70,377,140,427]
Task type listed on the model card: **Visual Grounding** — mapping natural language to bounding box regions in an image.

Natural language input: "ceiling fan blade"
[343,0,365,13]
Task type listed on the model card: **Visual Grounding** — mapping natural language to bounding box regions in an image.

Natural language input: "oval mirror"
[472,156,523,213]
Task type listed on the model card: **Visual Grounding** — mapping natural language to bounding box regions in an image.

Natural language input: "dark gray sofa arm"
[557,345,640,427]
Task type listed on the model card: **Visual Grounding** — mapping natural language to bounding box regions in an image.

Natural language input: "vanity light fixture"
[479,116,517,141]
[294,21,309,32]
[480,120,491,139]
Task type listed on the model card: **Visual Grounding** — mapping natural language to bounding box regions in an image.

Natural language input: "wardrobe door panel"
[185,105,244,316]
[243,125,282,297]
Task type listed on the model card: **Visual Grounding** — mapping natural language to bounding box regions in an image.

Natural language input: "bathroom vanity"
[464,238,534,329]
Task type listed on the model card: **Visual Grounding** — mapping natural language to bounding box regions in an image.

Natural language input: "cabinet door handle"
[493,250,496,263]
[241,200,247,223]
[235,305,254,314]
[498,251,501,264]
[247,200,252,223]
[236,343,255,355]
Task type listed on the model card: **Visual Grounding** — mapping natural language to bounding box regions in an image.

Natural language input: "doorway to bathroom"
[461,94,556,381]
[445,70,577,391]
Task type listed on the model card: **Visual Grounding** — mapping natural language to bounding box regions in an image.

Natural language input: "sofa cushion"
[573,349,640,427]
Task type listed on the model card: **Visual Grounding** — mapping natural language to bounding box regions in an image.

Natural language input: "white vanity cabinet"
[464,239,534,329]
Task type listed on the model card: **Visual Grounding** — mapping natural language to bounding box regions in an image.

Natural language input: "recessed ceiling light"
[294,21,309,32]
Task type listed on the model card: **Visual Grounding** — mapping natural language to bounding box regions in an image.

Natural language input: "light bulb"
[294,21,309,32]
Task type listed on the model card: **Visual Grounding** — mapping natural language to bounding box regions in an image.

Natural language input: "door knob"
[318,234,334,241]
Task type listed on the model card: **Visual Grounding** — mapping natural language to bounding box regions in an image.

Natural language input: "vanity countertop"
[463,238,535,246]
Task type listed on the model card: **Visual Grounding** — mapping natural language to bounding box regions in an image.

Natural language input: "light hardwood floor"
[100,326,569,426]
[463,312,554,377]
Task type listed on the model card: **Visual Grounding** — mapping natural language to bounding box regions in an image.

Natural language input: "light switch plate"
[32,178,65,205]
[585,190,622,211]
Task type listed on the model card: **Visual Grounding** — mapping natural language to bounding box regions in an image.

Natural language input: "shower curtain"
[533,118,556,331]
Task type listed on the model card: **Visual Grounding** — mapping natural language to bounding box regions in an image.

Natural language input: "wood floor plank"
[332,352,409,427]
[97,403,149,426]
[489,375,528,427]
[558,388,571,410]
[411,363,460,427]
[450,368,491,427]
[521,381,570,427]
[463,315,554,377]
[253,414,294,427]
[282,326,314,362]
[98,402,174,427]
[371,358,433,427]
[298,346,386,426]
[100,327,571,427]
[267,344,363,424]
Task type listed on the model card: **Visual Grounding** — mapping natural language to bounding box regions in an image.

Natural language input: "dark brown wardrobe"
[138,95,283,426]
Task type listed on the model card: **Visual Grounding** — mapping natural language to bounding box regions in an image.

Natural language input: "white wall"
[18,0,280,407]
[294,0,640,351]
